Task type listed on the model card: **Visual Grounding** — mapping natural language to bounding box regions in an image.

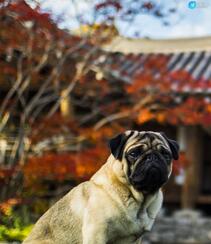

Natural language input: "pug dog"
[23,130,179,244]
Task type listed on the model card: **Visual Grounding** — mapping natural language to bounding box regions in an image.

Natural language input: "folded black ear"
[109,133,129,160]
[161,132,180,160]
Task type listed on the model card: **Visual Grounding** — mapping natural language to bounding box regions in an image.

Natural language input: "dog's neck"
[91,155,145,206]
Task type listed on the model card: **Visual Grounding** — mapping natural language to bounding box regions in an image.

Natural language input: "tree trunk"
[60,88,74,119]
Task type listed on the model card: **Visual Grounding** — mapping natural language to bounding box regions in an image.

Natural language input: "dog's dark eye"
[164,153,171,162]
[161,148,172,162]
[127,147,142,159]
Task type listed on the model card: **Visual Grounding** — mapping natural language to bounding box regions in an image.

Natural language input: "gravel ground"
[143,210,211,244]
[1,210,211,244]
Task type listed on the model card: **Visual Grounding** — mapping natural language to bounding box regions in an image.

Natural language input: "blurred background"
[0,0,211,243]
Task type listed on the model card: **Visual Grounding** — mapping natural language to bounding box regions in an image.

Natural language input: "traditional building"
[94,36,211,209]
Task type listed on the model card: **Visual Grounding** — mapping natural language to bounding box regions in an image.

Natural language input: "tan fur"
[23,131,169,244]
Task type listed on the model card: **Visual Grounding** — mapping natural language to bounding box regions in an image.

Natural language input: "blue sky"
[36,0,211,39]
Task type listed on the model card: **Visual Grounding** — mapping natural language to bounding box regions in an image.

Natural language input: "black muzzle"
[130,152,169,194]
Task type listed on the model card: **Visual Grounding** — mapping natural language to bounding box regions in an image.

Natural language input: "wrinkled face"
[109,130,179,194]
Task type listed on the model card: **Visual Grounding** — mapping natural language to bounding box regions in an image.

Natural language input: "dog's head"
[109,130,179,194]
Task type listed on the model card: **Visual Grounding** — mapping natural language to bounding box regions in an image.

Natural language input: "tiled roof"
[90,37,211,91]
[94,51,211,83]
[68,36,211,94]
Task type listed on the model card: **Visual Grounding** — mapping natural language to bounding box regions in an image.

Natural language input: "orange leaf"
[137,109,154,124]
[156,112,166,123]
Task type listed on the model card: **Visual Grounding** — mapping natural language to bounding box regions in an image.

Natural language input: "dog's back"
[23,181,91,244]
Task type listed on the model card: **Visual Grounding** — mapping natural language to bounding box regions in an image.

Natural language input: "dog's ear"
[160,132,180,160]
[109,133,129,160]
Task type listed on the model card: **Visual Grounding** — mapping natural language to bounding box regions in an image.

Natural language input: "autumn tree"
[0,0,178,202]
[0,0,104,200]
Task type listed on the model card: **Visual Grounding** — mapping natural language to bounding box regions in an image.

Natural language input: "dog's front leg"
[82,225,107,244]
[82,211,108,244]
[145,190,163,231]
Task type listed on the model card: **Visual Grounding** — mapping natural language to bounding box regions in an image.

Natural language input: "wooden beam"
[197,195,211,204]
[181,126,203,208]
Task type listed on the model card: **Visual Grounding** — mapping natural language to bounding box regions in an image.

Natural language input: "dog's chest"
[124,208,149,234]
[106,210,149,244]
[109,205,150,242]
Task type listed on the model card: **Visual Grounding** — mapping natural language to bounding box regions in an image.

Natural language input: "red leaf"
[95,1,122,11]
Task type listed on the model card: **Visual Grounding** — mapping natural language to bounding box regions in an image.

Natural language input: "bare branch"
[46,45,99,118]
[24,40,87,119]
[0,112,10,133]
[94,95,154,130]
[30,94,59,122]
[94,111,130,130]
[0,54,24,116]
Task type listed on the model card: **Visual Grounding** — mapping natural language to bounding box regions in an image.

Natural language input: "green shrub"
[0,224,33,242]
[0,204,34,242]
